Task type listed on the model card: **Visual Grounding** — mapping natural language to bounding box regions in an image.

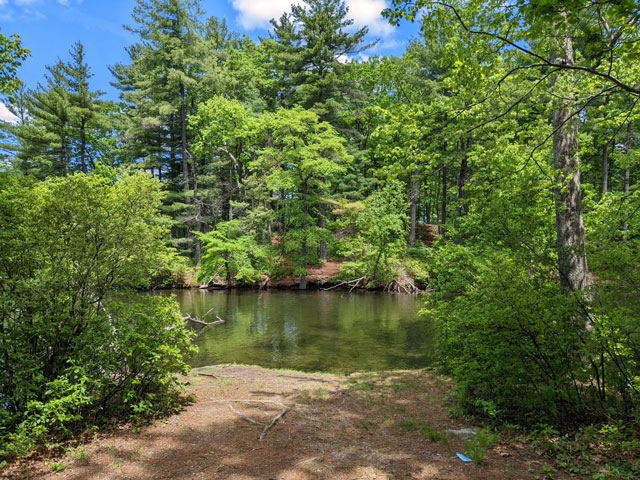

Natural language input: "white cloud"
[14,0,40,5]
[347,0,393,36]
[232,0,394,36]
[0,0,8,6]
[0,103,19,124]
[56,0,70,5]
[232,0,297,30]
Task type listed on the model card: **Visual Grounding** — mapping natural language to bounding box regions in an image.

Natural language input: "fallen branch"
[228,404,265,426]
[197,372,220,379]
[321,276,365,292]
[202,306,217,319]
[194,364,233,371]
[183,314,225,327]
[259,406,289,442]
[260,276,270,290]
[204,398,287,407]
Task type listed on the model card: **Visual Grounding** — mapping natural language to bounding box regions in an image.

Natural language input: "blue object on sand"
[456,453,472,462]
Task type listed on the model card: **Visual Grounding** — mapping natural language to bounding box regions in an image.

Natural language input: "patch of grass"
[464,428,499,464]
[530,422,640,480]
[396,418,444,442]
[68,445,88,465]
[345,379,377,391]
[50,462,66,472]
[357,420,376,431]
[312,387,329,401]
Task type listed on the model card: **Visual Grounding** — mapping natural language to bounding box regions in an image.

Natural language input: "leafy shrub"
[430,243,600,423]
[0,171,196,460]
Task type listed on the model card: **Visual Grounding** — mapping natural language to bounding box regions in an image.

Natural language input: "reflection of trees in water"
[159,290,430,372]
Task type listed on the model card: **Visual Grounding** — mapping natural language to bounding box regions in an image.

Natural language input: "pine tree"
[2,43,106,177]
[111,0,206,260]
[264,0,373,124]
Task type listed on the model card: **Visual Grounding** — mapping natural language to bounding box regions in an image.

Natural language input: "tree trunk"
[300,180,308,290]
[225,261,231,289]
[319,204,327,261]
[62,132,70,176]
[409,168,420,247]
[80,118,87,174]
[191,151,201,264]
[228,161,234,221]
[552,32,590,293]
[454,145,469,242]
[602,141,609,193]
[180,84,189,192]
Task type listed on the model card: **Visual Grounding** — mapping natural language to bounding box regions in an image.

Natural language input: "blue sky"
[0,0,420,121]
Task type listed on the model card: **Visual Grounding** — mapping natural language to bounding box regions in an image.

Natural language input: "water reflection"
[156,289,434,373]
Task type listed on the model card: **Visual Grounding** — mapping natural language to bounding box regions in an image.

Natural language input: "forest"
[1,0,640,477]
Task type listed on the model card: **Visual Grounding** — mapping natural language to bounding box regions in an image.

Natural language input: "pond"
[156,289,434,374]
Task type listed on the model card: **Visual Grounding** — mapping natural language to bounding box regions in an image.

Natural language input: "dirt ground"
[2,366,568,480]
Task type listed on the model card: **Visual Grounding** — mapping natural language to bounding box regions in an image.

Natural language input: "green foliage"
[256,107,349,278]
[0,171,196,460]
[429,242,594,422]
[339,181,408,283]
[0,30,29,95]
[531,422,640,479]
[50,462,66,472]
[396,417,444,442]
[197,219,273,285]
[264,0,372,124]
[2,42,110,177]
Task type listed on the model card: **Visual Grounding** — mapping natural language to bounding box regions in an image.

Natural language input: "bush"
[430,243,594,423]
[429,233,640,424]
[0,171,196,460]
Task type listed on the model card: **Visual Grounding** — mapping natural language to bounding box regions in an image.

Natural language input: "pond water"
[156,289,434,374]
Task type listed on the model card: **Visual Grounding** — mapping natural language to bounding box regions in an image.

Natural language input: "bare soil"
[3,366,568,480]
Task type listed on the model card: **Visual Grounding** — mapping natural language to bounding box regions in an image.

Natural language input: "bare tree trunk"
[228,161,234,221]
[409,168,420,247]
[62,133,70,175]
[552,31,590,293]
[225,261,231,289]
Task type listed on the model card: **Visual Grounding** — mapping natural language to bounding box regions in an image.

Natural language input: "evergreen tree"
[2,43,106,177]
[263,0,373,124]
[111,0,206,259]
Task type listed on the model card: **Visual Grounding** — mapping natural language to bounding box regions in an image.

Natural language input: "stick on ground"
[259,406,289,442]
[228,404,265,426]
